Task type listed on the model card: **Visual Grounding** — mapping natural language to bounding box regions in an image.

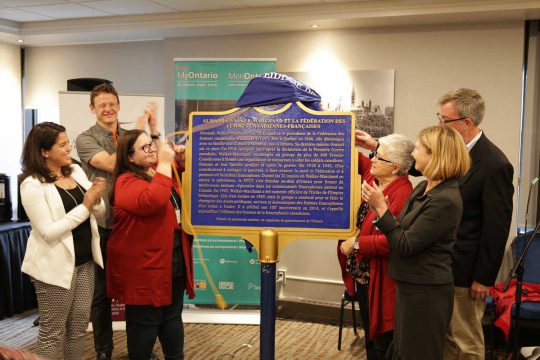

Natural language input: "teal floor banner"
[175,59,275,305]
[186,236,261,305]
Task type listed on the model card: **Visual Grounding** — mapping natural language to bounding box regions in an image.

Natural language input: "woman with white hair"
[338,131,414,359]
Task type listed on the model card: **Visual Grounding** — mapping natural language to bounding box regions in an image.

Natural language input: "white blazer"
[21,164,106,289]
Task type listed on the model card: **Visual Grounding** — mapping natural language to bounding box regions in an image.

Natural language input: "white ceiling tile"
[238,0,322,6]
[0,0,65,6]
[83,0,175,16]
[0,7,53,21]
[151,0,246,12]
[20,3,111,18]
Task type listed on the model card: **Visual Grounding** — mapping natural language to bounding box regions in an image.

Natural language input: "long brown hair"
[21,122,73,183]
[110,129,152,204]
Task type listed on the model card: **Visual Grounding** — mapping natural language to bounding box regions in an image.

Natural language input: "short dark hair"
[109,129,152,204]
[21,122,72,183]
[90,83,120,107]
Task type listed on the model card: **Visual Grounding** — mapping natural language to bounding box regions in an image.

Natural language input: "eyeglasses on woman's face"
[130,140,157,154]
[373,152,395,165]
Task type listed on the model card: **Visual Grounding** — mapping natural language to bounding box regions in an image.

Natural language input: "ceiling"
[1,0,540,46]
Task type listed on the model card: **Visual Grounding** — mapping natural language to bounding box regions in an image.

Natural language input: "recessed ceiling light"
[17,39,24,43]
[310,24,319,28]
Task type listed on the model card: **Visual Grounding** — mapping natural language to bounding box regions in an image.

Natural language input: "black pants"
[125,276,186,360]
[357,283,393,360]
[389,281,454,360]
[92,227,113,356]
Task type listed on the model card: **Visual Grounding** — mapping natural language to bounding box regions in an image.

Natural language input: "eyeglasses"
[130,140,157,153]
[373,153,395,164]
[437,113,468,124]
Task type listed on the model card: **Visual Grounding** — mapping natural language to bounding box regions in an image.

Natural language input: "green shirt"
[76,123,126,229]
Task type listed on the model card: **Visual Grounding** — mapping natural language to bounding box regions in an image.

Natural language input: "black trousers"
[125,276,186,360]
[92,227,113,356]
[357,283,393,360]
[389,281,454,360]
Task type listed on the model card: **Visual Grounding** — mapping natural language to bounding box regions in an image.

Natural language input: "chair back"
[512,231,540,284]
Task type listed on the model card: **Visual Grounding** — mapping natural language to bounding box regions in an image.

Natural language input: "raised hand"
[145,102,158,134]
[355,130,378,150]
[157,141,175,165]
[171,142,186,168]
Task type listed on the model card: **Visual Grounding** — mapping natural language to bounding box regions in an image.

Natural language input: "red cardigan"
[107,171,195,307]
[338,153,412,339]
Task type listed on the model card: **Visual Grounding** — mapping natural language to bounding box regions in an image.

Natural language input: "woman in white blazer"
[20,122,106,360]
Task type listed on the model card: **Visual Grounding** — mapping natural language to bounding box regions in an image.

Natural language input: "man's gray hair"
[437,88,485,126]
[378,134,414,176]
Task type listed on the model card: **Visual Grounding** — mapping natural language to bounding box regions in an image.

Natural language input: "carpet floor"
[0,310,365,359]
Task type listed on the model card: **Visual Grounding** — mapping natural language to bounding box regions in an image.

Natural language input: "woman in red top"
[107,129,194,360]
[338,132,414,359]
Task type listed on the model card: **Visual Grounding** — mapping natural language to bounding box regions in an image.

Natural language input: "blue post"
[260,263,276,360]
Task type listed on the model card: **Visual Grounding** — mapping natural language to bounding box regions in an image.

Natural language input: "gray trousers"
[390,281,454,360]
[32,261,95,360]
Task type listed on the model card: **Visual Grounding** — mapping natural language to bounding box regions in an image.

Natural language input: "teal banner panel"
[185,236,261,305]
[175,59,274,305]
[175,60,276,100]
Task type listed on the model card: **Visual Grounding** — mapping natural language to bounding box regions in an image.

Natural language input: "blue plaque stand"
[259,229,278,359]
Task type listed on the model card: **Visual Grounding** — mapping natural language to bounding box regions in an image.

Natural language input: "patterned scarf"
[345,201,371,284]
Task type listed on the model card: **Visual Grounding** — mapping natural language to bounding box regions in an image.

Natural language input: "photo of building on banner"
[286,70,395,139]
[175,59,275,306]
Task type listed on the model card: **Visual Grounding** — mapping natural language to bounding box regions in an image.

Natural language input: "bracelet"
[150,133,161,140]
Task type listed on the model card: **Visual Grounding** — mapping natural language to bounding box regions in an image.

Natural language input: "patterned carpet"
[0,310,366,359]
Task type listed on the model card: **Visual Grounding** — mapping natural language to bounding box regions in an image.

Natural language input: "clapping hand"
[83,177,106,209]
[361,181,389,218]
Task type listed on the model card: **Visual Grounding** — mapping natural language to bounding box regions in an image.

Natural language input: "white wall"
[0,42,21,218]
[24,40,164,125]
[163,23,525,302]
[21,22,526,303]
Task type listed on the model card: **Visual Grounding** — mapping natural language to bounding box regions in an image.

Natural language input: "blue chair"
[509,231,540,347]
[337,289,360,350]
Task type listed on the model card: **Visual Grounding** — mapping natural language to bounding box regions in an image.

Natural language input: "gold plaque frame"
[180,101,361,255]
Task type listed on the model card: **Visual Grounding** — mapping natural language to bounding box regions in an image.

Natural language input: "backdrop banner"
[175,59,275,306]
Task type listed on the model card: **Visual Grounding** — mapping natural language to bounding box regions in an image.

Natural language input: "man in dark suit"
[439,88,514,359]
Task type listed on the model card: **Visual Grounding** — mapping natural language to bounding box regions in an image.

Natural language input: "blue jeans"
[125,276,186,360]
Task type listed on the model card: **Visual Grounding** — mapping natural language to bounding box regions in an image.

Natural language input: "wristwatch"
[353,239,359,250]
[150,132,161,140]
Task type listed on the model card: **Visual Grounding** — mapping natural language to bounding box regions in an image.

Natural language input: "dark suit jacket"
[452,133,514,287]
[376,179,463,285]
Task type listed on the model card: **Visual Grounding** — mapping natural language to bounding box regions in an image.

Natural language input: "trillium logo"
[219,281,234,290]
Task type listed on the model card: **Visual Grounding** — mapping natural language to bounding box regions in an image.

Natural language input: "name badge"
[175,209,181,225]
